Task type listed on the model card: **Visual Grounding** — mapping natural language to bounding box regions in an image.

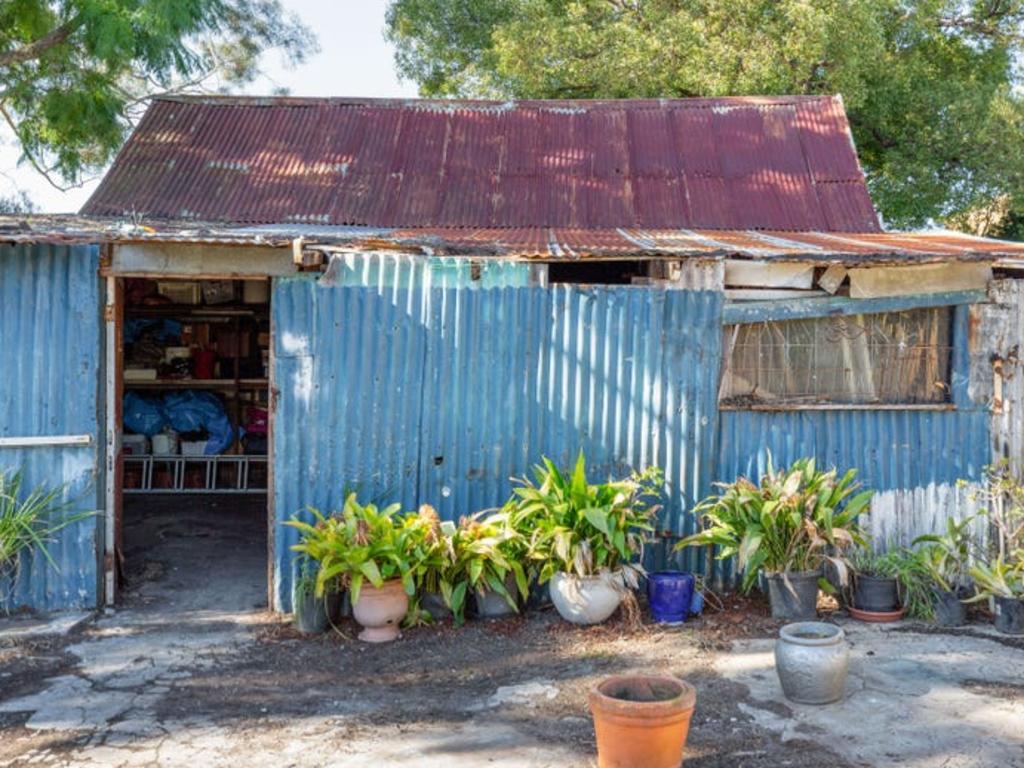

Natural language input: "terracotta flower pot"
[589,674,697,768]
[352,578,409,643]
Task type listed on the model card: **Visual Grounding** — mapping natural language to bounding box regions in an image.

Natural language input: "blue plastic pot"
[647,571,696,624]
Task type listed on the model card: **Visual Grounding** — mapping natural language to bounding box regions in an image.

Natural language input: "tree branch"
[0,17,81,68]
[0,102,83,192]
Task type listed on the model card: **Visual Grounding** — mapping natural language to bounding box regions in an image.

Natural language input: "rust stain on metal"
[6,215,1024,264]
[83,95,880,232]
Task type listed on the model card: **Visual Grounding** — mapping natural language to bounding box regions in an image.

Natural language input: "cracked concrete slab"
[715,621,1024,768]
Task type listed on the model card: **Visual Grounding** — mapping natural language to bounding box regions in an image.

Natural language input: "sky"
[0,0,419,213]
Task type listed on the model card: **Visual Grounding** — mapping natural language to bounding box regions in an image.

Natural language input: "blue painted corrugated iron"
[271,254,721,610]
[0,244,102,611]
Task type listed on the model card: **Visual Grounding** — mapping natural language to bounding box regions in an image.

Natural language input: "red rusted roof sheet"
[82,95,880,232]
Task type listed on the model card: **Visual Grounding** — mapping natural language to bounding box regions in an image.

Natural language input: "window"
[719,307,953,407]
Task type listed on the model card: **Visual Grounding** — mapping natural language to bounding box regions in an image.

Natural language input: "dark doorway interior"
[118,277,271,608]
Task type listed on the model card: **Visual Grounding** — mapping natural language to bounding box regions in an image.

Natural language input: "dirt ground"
[0,498,1021,767]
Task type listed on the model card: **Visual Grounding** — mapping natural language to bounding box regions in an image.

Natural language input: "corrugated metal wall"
[272,255,720,610]
[272,252,1007,610]
[0,244,102,611]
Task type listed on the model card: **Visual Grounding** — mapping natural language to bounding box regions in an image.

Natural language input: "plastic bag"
[123,393,166,436]
[161,391,237,455]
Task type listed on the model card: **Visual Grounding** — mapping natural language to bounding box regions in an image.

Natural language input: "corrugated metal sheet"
[0,244,102,611]
[271,262,721,610]
[9,215,1024,265]
[83,95,880,232]
[717,410,989,493]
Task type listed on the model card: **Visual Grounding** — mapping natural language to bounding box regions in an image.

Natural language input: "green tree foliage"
[385,0,1024,228]
[0,1,315,187]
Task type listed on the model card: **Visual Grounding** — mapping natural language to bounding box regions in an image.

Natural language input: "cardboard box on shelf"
[202,280,235,305]
[243,280,269,304]
[122,434,149,455]
[124,368,158,381]
[181,440,208,456]
[157,282,201,304]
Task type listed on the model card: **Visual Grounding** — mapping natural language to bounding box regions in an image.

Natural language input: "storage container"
[157,282,201,304]
[181,440,208,456]
[243,280,270,304]
[163,346,192,362]
[202,280,235,304]
[122,434,149,455]
[152,431,180,455]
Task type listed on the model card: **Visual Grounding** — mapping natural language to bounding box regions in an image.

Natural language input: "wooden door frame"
[102,268,124,605]
[102,268,276,608]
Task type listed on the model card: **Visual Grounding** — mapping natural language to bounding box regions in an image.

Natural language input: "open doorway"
[116,277,271,612]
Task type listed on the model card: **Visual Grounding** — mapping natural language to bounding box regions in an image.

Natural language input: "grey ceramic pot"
[774,622,850,705]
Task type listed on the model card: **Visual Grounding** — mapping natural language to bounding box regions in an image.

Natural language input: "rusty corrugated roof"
[7,215,1024,265]
[82,95,880,232]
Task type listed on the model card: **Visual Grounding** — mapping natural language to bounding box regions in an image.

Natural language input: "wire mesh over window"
[720,307,953,407]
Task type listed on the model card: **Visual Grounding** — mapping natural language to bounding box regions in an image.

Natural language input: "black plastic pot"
[421,590,452,620]
[994,596,1024,635]
[526,579,551,610]
[854,575,899,612]
[765,571,820,620]
[293,589,329,634]
[933,588,968,627]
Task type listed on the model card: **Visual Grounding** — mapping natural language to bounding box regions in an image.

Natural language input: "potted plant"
[589,674,696,768]
[913,515,977,626]
[507,451,662,625]
[0,469,94,614]
[412,504,456,621]
[967,558,1024,634]
[962,463,1024,634]
[292,558,328,634]
[846,546,933,621]
[454,512,527,620]
[287,493,427,643]
[677,457,870,621]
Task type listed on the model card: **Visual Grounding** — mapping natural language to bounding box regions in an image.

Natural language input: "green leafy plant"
[965,462,1024,564]
[967,557,1024,601]
[913,515,978,593]
[0,469,95,611]
[848,545,935,619]
[505,451,662,588]
[676,456,871,593]
[286,493,430,605]
[442,511,527,624]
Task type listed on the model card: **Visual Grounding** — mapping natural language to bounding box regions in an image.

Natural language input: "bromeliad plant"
[506,451,662,588]
[0,469,95,613]
[913,515,978,594]
[286,493,430,605]
[968,557,1024,600]
[676,456,871,593]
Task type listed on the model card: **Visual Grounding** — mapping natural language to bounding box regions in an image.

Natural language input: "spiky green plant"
[0,469,95,611]
[967,557,1024,601]
[675,456,871,593]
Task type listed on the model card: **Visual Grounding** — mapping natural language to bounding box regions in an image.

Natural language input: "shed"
[4,94,1024,613]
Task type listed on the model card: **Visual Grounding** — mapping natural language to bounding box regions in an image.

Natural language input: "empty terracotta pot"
[589,674,697,768]
[352,578,409,643]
